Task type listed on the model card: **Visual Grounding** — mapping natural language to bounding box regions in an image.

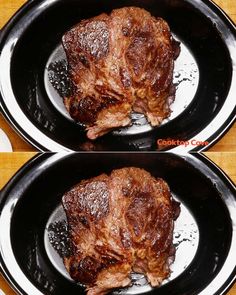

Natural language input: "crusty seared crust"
[62,7,180,139]
[62,167,180,295]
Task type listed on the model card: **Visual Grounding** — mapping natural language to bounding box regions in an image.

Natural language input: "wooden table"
[0,0,236,151]
[0,152,236,294]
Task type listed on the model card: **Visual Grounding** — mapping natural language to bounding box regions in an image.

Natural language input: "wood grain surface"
[0,0,235,151]
[0,152,236,294]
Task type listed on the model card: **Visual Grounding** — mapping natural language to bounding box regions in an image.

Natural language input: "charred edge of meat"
[62,18,110,61]
[68,254,124,285]
[69,256,100,284]
[172,38,181,60]
[62,178,110,222]
[172,198,181,220]
[67,95,123,124]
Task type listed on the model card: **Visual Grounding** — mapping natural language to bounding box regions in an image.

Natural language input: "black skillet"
[0,0,236,151]
[0,152,236,295]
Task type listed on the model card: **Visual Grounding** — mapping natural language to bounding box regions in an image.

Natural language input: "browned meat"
[62,7,180,139]
[62,167,180,295]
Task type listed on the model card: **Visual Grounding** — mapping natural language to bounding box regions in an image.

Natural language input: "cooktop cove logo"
[157,139,209,148]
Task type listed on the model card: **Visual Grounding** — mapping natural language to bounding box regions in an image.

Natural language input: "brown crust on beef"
[62,7,180,139]
[62,167,180,295]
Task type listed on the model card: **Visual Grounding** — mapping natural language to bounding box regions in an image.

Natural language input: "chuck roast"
[62,167,180,295]
[62,7,180,139]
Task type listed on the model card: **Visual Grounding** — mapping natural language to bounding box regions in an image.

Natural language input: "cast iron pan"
[0,0,236,151]
[0,153,236,295]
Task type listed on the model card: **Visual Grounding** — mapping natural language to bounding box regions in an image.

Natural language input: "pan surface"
[0,153,236,294]
[0,0,236,151]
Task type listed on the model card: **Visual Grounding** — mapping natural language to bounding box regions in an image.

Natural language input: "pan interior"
[6,0,232,150]
[7,153,233,295]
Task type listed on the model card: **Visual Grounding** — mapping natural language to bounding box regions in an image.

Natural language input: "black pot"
[0,0,236,151]
[0,153,236,294]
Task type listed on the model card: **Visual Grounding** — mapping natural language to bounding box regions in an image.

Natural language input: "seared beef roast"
[62,7,180,139]
[62,167,180,295]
